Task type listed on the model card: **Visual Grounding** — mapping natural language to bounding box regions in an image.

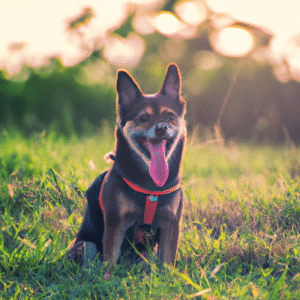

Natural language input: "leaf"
[187,289,211,299]
[210,263,225,278]
[249,282,259,298]
[18,237,36,250]
[270,266,287,300]
[42,239,52,250]
[7,184,14,198]
[68,214,74,224]
[89,160,97,170]
[174,269,203,291]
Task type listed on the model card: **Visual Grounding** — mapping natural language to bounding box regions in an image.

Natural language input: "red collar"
[121,177,181,196]
[121,177,181,225]
[99,170,181,226]
[70,172,182,252]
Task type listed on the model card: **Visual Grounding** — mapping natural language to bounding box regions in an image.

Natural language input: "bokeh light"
[0,0,300,82]
[132,14,156,35]
[103,33,145,68]
[175,0,207,26]
[193,50,222,70]
[210,26,255,57]
[270,33,300,82]
[154,12,181,36]
[0,0,129,75]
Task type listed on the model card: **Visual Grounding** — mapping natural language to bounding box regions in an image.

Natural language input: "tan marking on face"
[122,106,184,165]
[137,107,154,117]
[123,121,151,166]
[134,107,154,131]
[165,117,186,161]
[159,106,175,114]
[160,106,179,126]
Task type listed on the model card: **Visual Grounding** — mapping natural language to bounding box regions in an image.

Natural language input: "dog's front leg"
[102,221,125,280]
[157,218,180,265]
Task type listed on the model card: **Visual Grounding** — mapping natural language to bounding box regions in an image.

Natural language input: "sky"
[206,0,300,38]
[207,3,299,40]
[1,0,300,78]
[205,0,300,80]
[0,0,147,73]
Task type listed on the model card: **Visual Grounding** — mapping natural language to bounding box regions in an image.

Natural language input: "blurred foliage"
[0,59,116,136]
[1,0,300,143]
[69,7,94,30]
[113,13,135,38]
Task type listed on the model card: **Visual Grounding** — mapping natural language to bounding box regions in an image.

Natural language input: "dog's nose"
[155,123,168,136]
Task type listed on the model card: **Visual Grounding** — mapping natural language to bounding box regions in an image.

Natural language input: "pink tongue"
[148,140,169,187]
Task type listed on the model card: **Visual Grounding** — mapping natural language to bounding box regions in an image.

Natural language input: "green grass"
[1,128,300,299]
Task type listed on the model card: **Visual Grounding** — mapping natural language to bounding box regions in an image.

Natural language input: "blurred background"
[1,0,300,143]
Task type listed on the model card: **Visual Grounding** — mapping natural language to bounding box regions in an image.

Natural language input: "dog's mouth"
[135,136,173,159]
[135,136,173,187]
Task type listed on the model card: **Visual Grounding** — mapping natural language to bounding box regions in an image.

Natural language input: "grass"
[1,128,300,299]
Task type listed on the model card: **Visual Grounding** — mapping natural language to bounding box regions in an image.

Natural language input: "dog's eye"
[138,114,151,123]
[164,112,176,121]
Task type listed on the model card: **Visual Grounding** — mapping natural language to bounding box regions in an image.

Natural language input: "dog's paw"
[66,240,85,263]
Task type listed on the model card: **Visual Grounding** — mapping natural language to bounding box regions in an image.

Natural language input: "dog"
[67,64,186,280]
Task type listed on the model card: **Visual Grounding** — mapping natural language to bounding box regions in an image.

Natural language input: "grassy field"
[1,128,300,299]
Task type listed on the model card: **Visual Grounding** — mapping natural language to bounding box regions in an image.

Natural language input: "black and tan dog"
[67,64,186,279]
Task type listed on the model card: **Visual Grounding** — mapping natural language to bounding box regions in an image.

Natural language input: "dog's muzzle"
[146,122,176,140]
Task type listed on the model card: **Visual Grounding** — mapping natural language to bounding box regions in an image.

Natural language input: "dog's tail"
[104,151,115,165]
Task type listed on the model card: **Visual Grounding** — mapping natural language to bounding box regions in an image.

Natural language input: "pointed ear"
[160,64,181,98]
[117,70,142,119]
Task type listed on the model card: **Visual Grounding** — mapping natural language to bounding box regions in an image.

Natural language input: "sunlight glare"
[206,0,300,79]
[270,33,300,82]
[154,12,180,36]
[175,1,207,26]
[0,0,135,74]
[211,26,255,57]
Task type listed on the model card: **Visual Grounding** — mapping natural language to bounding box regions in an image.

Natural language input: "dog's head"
[116,64,186,187]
